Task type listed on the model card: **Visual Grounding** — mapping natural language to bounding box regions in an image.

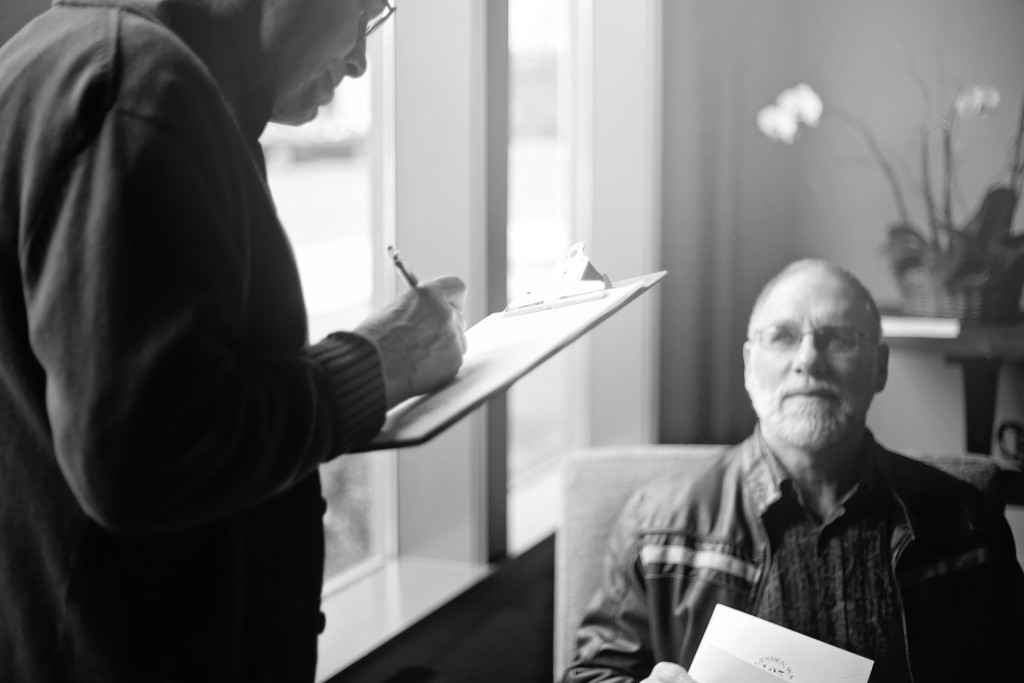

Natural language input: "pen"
[387,245,419,288]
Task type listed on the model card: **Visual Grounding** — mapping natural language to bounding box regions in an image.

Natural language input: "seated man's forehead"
[777,268,859,302]
[755,270,871,326]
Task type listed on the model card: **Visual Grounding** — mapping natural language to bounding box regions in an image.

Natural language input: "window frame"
[315,1,664,678]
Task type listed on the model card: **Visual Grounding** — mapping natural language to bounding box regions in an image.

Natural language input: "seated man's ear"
[873,342,890,392]
[742,341,753,384]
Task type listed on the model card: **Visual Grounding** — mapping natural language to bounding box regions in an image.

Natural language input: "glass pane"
[507,0,575,485]
[261,68,379,581]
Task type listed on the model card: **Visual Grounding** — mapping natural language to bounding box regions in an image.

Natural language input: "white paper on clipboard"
[352,271,666,452]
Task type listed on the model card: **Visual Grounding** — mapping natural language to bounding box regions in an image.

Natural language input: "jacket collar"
[740,429,783,517]
[742,425,889,519]
[54,0,273,140]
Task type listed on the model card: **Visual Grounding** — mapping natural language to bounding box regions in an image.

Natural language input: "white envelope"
[688,604,873,683]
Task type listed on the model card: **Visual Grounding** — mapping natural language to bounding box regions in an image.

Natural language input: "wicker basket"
[894,267,1024,323]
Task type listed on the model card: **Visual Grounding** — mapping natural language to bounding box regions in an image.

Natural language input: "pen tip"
[386,245,397,257]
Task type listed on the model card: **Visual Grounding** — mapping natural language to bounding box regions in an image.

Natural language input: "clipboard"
[502,242,614,316]
[352,270,666,452]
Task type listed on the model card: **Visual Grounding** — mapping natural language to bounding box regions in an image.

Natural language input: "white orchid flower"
[779,83,824,126]
[757,104,799,144]
[954,86,1001,118]
[758,83,824,143]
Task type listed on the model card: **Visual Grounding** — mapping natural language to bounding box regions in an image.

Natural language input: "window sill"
[315,457,566,682]
[509,456,565,554]
[315,556,493,682]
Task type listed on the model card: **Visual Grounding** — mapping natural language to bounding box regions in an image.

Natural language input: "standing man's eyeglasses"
[363,0,395,39]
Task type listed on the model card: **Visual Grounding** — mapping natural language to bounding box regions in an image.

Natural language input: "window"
[291,2,662,678]
[261,52,386,583]
[506,0,576,550]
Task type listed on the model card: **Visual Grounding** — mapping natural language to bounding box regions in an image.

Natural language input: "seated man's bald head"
[748,259,882,340]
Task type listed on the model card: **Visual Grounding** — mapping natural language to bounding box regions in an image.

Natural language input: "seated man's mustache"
[779,383,841,398]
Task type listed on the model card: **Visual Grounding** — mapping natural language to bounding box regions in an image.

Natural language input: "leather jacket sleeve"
[563,492,656,683]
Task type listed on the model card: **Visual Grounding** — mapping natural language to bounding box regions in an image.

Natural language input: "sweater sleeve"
[19,99,386,535]
[305,332,387,454]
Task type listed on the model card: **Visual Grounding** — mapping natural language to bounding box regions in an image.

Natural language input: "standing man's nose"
[346,44,368,78]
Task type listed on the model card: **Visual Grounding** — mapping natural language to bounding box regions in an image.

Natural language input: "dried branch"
[903,52,934,117]
[828,107,911,227]
[942,112,955,237]
[1012,92,1024,197]
[919,125,941,245]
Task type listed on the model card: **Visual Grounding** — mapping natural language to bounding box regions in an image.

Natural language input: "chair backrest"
[553,445,1002,679]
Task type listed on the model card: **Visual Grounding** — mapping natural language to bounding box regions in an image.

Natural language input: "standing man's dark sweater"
[0,0,455,680]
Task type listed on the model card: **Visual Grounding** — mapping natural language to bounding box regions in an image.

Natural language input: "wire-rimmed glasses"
[363,0,395,39]
[749,325,875,356]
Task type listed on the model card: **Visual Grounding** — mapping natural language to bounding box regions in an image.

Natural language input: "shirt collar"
[750,425,892,521]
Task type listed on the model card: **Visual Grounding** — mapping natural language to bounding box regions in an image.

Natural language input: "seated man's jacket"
[565,431,1024,682]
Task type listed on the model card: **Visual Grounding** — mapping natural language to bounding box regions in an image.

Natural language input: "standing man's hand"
[640,662,699,683]
[355,275,467,407]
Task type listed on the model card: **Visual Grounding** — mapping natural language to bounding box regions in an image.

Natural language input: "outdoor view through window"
[261,73,378,582]
[508,0,575,491]
[258,0,576,582]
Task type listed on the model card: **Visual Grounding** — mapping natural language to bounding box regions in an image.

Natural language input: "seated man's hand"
[355,275,468,408]
[640,662,698,683]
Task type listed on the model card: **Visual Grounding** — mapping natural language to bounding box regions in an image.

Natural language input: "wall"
[659,0,1024,560]
[660,0,1024,447]
[660,0,807,444]
[785,0,1024,458]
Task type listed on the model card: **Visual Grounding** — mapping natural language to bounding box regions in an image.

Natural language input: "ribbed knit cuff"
[304,332,387,457]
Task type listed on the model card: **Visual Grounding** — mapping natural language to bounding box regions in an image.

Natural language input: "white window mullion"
[370,3,400,563]
[575,0,662,447]
[392,0,506,565]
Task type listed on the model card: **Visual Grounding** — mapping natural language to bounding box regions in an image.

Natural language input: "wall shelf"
[882,318,1024,505]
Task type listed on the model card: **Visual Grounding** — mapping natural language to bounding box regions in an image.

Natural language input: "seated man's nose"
[792,336,824,366]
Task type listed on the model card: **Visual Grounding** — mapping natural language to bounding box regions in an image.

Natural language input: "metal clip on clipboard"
[503,243,613,317]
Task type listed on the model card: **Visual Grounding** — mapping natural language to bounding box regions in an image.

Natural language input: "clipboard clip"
[503,243,612,317]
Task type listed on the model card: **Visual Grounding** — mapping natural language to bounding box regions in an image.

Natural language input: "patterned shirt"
[753,445,912,683]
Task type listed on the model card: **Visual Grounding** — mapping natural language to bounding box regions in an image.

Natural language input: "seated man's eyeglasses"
[363,0,395,39]
[749,325,874,355]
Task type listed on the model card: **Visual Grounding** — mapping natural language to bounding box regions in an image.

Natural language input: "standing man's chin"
[270,105,318,126]
[270,89,321,126]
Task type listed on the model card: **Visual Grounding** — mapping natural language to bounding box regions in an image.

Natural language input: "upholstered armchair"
[553,445,1003,679]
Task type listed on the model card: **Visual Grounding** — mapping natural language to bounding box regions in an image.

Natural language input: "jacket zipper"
[891,524,915,683]
[750,517,772,611]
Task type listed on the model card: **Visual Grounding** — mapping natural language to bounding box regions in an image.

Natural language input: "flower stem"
[828,107,911,227]
[943,107,955,238]
[920,125,941,246]
[1011,92,1024,197]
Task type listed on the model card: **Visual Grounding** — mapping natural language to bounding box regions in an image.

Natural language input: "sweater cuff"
[304,332,387,457]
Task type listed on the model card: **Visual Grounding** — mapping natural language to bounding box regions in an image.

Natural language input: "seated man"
[564,259,1024,683]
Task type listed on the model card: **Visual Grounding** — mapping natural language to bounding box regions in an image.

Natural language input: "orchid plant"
[758,82,1024,288]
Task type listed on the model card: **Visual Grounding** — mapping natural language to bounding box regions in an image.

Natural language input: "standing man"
[565,260,1024,682]
[0,1,467,681]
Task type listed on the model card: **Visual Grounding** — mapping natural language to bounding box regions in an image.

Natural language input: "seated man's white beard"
[756,397,860,450]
